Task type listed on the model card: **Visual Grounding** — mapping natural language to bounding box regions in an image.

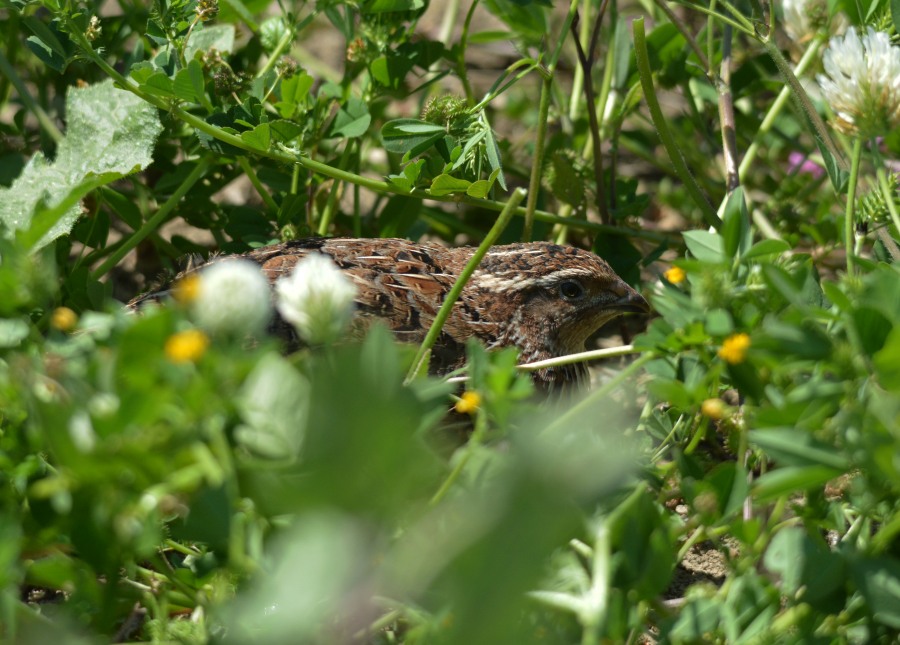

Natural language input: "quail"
[132,237,649,387]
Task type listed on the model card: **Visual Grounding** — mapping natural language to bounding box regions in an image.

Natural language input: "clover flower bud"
[817,28,900,138]
[275,253,357,345]
[191,260,272,336]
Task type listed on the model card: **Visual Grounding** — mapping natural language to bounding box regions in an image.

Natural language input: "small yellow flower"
[165,329,209,364]
[718,333,751,364]
[455,390,482,415]
[664,266,686,284]
[173,274,202,304]
[51,307,78,332]
[701,398,726,420]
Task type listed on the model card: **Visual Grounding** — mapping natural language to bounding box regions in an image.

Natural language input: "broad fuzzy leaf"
[0,80,162,250]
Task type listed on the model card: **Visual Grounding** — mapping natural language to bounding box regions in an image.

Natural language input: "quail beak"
[609,283,651,315]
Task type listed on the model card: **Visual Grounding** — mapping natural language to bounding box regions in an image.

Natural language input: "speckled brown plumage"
[131,237,649,387]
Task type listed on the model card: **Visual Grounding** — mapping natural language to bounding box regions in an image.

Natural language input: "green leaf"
[646,378,693,409]
[275,72,314,118]
[757,319,832,360]
[741,238,790,261]
[607,486,676,598]
[174,59,210,110]
[764,528,845,606]
[851,557,900,628]
[704,309,733,336]
[173,65,200,103]
[752,465,842,502]
[483,0,549,43]
[362,0,426,12]
[140,71,176,99]
[0,318,29,348]
[852,306,893,356]
[683,462,749,521]
[378,195,422,235]
[185,24,235,61]
[547,153,585,207]
[667,599,722,641]
[241,123,271,151]
[749,428,849,470]
[482,112,507,190]
[328,97,371,139]
[874,327,900,390]
[236,354,309,459]
[99,187,142,230]
[814,136,848,193]
[683,230,725,263]
[382,119,447,137]
[23,16,73,72]
[269,120,304,143]
[382,119,446,152]
[466,179,492,198]
[761,263,824,309]
[386,160,425,194]
[450,129,487,172]
[721,188,751,259]
[593,234,642,285]
[429,174,472,196]
[468,30,513,43]
[0,80,162,250]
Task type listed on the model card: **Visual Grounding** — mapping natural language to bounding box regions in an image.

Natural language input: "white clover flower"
[782,0,845,42]
[191,259,273,336]
[275,253,357,345]
[817,27,900,138]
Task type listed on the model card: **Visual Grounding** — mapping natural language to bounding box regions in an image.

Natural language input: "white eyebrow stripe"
[470,267,602,292]
[470,275,528,292]
[532,268,598,283]
[485,249,545,257]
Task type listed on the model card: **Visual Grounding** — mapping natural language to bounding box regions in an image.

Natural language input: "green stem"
[429,407,488,506]
[404,188,527,384]
[878,169,900,241]
[652,0,709,69]
[524,74,553,241]
[522,0,580,242]
[317,140,354,236]
[632,19,721,228]
[716,0,757,31]
[671,0,754,35]
[569,2,610,226]
[437,0,461,45]
[71,28,668,242]
[179,15,202,68]
[91,158,211,279]
[760,37,847,172]
[718,26,740,192]
[552,353,654,429]
[237,156,279,212]
[258,26,294,79]
[471,59,541,112]
[567,0,591,122]
[580,522,610,642]
[844,138,863,275]
[0,47,63,143]
[456,0,479,106]
[518,344,640,372]
[738,35,824,180]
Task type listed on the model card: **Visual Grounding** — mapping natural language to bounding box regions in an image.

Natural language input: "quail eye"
[558,280,585,300]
